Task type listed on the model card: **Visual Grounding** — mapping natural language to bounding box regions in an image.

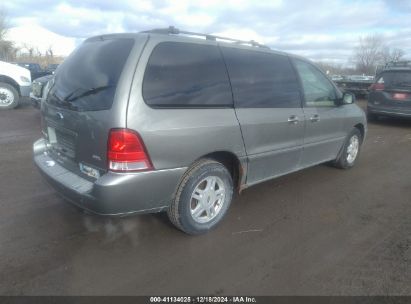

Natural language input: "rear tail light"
[370,77,385,91]
[370,83,385,91]
[107,129,153,172]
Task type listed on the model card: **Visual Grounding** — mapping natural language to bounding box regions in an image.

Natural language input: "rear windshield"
[379,71,411,89]
[47,38,134,111]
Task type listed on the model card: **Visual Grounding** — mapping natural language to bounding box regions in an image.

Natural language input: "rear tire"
[0,82,19,110]
[334,128,362,169]
[168,159,233,235]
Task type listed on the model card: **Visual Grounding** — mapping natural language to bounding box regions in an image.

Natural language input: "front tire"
[168,159,233,235]
[0,82,19,110]
[334,128,362,169]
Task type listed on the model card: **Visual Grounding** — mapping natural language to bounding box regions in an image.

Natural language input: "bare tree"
[380,46,391,65]
[35,47,42,57]
[380,47,405,65]
[21,43,35,57]
[390,48,405,62]
[353,34,406,74]
[353,34,383,74]
[0,9,8,41]
[316,61,343,75]
[0,9,17,61]
[46,45,54,58]
[315,61,356,76]
[0,40,14,61]
[0,9,64,65]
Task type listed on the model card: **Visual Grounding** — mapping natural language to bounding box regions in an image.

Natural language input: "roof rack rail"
[384,60,411,68]
[375,60,411,75]
[141,26,270,49]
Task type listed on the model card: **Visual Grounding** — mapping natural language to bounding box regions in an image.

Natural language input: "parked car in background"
[30,74,53,108]
[46,64,59,74]
[0,60,31,110]
[331,75,344,81]
[349,75,374,82]
[16,62,50,80]
[33,27,367,235]
[334,75,374,97]
[367,61,411,120]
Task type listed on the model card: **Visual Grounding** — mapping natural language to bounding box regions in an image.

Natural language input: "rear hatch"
[370,70,411,108]
[41,36,135,179]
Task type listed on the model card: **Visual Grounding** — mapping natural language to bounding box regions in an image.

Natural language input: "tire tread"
[167,158,222,233]
[334,128,362,169]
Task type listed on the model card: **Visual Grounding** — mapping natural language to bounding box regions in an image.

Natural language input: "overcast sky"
[3,0,411,64]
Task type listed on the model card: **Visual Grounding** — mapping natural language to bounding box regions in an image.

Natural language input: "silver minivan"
[33,27,367,235]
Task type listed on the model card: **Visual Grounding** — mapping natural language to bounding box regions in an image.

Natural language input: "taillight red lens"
[392,93,409,100]
[107,129,153,172]
[370,83,385,91]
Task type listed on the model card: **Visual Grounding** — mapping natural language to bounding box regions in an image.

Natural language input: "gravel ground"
[0,99,410,295]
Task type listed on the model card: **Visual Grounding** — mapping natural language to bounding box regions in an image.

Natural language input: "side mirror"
[341,92,355,105]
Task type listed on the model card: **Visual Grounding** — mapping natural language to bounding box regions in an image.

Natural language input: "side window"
[143,42,232,108]
[221,47,301,108]
[293,59,337,107]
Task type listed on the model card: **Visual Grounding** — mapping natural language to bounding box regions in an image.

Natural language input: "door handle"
[310,114,320,122]
[288,115,299,124]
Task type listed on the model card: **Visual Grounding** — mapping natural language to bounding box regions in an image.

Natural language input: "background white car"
[0,60,32,110]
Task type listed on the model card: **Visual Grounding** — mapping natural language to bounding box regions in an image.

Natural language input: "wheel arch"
[354,123,365,142]
[191,151,246,193]
[0,75,21,96]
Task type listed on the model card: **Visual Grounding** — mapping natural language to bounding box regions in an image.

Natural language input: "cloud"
[6,24,77,56]
[2,0,411,62]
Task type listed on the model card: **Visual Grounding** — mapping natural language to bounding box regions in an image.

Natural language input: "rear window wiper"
[64,85,112,102]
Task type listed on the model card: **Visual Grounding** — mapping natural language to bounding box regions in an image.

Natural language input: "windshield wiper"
[64,85,112,102]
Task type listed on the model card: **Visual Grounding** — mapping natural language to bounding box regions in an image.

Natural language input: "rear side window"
[221,47,301,108]
[143,42,232,108]
[378,71,411,88]
[48,38,134,111]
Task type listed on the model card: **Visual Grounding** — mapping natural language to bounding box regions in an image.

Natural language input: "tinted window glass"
[293,59,336,107]
[143,42,232,107]
[47,38,134,111]
[379,71,411,89]
[221,47,301,108]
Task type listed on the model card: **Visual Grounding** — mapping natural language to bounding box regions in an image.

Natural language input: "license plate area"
[392,93,409,100]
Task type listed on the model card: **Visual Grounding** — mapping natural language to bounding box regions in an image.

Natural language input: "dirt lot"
[0,99,411,295]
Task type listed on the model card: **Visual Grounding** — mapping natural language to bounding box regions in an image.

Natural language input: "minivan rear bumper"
[33,138,187,216]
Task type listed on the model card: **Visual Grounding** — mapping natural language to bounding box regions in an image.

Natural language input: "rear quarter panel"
[41,34,149,173]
